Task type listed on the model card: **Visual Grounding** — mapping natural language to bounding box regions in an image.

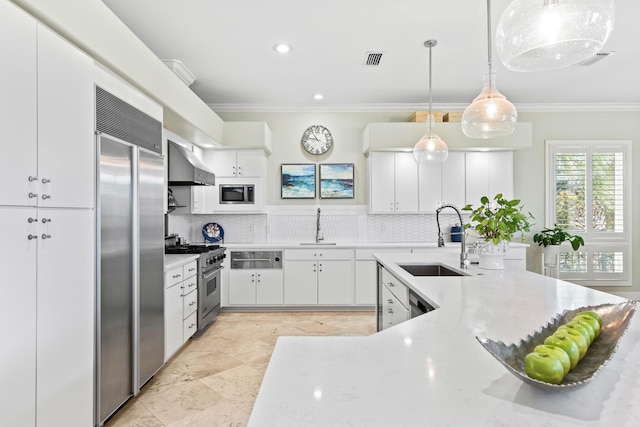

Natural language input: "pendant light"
[413,40,448,164]
[495,0,615,72]
[461,0,517,139]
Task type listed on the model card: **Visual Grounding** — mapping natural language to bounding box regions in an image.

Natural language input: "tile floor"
[105,311,376,427]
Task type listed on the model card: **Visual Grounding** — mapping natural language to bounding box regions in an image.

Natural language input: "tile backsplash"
[167,205,468,245]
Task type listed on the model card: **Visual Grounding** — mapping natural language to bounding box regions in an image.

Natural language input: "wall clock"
[301,125,333,155]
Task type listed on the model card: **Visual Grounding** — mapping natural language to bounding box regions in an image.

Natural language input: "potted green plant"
[462,193,534,269]
[533,225,585,267]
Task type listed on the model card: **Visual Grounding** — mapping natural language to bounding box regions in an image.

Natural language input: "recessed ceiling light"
[273,43,292,54]
[314,93,324,101]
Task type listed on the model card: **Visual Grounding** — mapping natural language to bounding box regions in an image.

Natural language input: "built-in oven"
[219,184,255,204]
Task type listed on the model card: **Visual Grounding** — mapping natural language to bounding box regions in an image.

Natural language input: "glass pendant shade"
[413,39,448,164]
[413,114,449,163]
[496,0,615,72]
[461,71,517,138]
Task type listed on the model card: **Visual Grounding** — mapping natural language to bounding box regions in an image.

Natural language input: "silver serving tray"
[477,301,637,390]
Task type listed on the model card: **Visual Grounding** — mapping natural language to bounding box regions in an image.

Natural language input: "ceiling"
[102,0,639,112]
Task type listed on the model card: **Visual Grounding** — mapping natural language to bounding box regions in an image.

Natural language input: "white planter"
[543,245,561,267]
[478,241,509,270]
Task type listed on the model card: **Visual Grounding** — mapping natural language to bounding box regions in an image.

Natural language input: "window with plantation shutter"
[546,141,631,286]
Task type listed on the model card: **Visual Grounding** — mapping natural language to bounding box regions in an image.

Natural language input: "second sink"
[399,264,468,277]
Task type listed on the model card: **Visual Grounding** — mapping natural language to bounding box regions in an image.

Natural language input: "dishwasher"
[229,251,283,305]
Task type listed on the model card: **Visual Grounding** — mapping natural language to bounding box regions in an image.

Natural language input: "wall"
[217,109,640,296]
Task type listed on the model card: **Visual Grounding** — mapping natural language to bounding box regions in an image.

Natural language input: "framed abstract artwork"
[281,164,316,199]
[319,163,354,199]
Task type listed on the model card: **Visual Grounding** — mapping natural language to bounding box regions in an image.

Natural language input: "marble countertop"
[248,252,638,426]
[164,253,199,271]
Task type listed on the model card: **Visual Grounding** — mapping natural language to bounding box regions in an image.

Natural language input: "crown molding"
[208,102,640,114]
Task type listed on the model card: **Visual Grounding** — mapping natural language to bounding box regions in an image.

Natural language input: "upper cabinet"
[204,149,265,178]
[0,4,94,209]
[369,152,418,213]
[368,151,513,213]
[465,151,513,205]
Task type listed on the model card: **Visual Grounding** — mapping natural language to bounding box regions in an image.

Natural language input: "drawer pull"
[173,274,181,279]
[387,299,393,304]
[29,192,38,198]
[28,176,38,182]
[41,234,51,239]
[41,178,51,184]
[387,308,394,314]
[42,194,51,200]
[41,218,51,224]
[27,234,38,240]
[28,218,38,223]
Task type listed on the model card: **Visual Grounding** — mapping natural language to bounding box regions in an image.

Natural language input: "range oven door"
[199,265,222,330]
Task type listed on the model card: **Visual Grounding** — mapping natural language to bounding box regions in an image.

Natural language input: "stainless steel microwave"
[219,184,255,204]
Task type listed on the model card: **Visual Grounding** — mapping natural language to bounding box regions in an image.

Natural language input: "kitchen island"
[248,252,639,426]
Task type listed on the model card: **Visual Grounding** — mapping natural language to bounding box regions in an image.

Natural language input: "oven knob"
[274,256,281,262]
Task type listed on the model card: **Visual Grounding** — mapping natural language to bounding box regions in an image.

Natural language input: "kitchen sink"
[299,242,337,246]
[398,264,468,277]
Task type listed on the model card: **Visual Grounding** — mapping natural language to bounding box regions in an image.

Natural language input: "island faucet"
[436,204,468,269]
[316,208,324,243]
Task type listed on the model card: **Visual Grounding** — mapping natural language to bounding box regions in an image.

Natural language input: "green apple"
[569,318,596,343]
[574,314,601,338]
[554,329,588,360]
[544,334,580,369]
[559,322,592,345]
[524,352,565,384]
[533,344,571,376]
[579,310,603,328]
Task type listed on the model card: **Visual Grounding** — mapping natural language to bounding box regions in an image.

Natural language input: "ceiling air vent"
[364,51,385,67]
[576,51,615,66]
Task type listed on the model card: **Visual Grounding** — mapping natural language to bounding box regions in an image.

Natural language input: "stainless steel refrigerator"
[95,87,164,425]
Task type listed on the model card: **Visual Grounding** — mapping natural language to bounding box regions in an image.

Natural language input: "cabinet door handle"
[173,274,181,279]
[387,307,394,314]
[29,192,38,198]
[388,282,394,287]
[28,234,38,240]
[28,176,38,182]
[41,218,51,224]
[42,194,51,200]
[387,299,393,304]
[237,166,242,176]
[41,178,51,184]
[28,217,38,223]
[41,234,51,239]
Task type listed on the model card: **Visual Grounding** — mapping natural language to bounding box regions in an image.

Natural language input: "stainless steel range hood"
[168,141,215,186]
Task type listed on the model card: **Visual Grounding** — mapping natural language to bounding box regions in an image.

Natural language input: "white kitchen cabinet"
[229,269,284,305]
[0,207,94,427]
[378,266,409,331]
[284,249,354,305]
[354,248,412,306]
[418,162,442,212]
[0,207,37,427]
[369,152,418,213]
[37,25,94,209]
[465,151,513,205]
[164,259,198,361]
[441,151,467,208]
[0,0,37,208]
[0,14,93,209]
[203,149,265,177]
[191,186,216,214]
[36,208,94,426]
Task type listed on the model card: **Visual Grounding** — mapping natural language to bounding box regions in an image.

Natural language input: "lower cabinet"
[284,249,354,305]
[229,269,284,305]
[1,207,94,427]
[378,265,410,331]
[164,259,198,361]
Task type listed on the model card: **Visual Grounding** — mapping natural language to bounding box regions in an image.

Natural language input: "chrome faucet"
[436,204,468,269]
[315,208,324,243]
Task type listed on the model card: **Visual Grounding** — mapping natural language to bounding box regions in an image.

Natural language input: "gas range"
[165,244,221,255]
